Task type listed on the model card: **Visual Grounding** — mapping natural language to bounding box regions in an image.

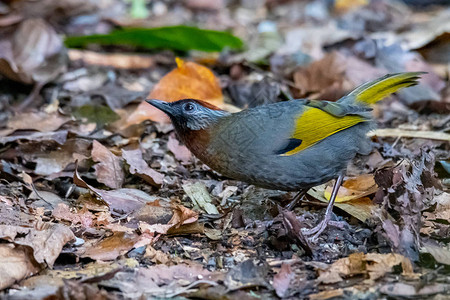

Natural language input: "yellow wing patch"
[281,107,365,156]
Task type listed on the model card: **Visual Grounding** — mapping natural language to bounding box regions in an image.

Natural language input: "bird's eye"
[183,103,196,112]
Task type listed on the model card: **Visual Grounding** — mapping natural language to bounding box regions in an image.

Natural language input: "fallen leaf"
[167,135,192,164]
[380,282,450,297]
[369,128,450,141]
[225,259,270,291]
[309,289,344,300]
[5,111,70,133]
[374,150,439,261]
[122,148,164,187]
[272,263,294,298]
[0,223,75,267]
[29,190,64,209]
[423,241,450,265]
[126,57,224,124]
[82,232,140,261]
[0,130,68,145]
[73,167,159,215]
[68,49,155,69]
[293,52,347,100]
[92,140,125,189]
[0,18,67,84]
[182,182,219,215]
[334,0,368,13]
[0,244,41,290]
[324,174,378,202]
[308,185,375,222]
[316,252,414,284]
[52,203,96,228]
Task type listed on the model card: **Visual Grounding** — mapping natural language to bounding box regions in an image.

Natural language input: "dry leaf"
[334,0,368,13]
[122,148,164,187]
[125,57,224,125]
[324,174,378,202]
[0,244,41,290]
[316,252,414,284]
[5,112,70,133]
[0,18,67,84]
[52,203,96,228]
[68,49,155,69]
[272,263,294,298]
[182,182,219,215]
[92,140,125,189]
[0,223,75,268]
[82,232,140,261]
[73,167,159,215]
[308,184,375,222]
[167,135,192,164]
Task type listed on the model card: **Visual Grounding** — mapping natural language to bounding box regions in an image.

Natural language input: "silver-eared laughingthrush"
[147,72,424,239]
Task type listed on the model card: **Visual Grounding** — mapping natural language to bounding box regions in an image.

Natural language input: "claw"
[303,174,344,241]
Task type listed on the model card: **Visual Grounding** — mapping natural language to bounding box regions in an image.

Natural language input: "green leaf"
[73,105,120,127]
[65,26,243,52]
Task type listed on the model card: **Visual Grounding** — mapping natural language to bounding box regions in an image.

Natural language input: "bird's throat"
[176,127,211,159]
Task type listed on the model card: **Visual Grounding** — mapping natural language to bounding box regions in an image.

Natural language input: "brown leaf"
[0,18,66,84]
[92,140,125,189]
[293,52,347,100]
[167,135,192,164]
[324,174,378,202]
[122,148,164,187]
[0,244,41,290]
[52,203,96,228]
[68,49,155,69]
[0,223,75,268]
[82,232,140,261]
[74,167,160,215]
[272,263,294,298]
[0,130,68,145]
[316,252,415,284]
[5,111,70,133]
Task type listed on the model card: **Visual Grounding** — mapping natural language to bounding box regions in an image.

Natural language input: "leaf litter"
[0,0,449,299]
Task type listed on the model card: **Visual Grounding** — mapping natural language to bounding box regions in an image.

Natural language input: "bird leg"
[285,189,308,211]
[304,174,343,240]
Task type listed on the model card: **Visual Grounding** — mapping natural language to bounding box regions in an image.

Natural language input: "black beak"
[146,99,172,115]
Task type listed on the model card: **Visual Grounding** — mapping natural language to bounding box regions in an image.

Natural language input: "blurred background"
[0,0,449,115]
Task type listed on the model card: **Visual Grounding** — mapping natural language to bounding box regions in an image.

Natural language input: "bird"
[147,72,424,240]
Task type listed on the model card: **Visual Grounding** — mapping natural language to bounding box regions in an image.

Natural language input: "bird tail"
[338,72,425,106]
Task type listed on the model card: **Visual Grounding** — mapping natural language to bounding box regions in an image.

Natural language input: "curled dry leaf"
[92,140,125,189]
[125,57,224,125]
[122,148,164,187]
[316,252,415,284]
[324,174,378,202]
[0,18,67,84]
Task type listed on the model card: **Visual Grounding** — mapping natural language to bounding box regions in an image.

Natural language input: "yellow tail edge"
[346,72,426,105]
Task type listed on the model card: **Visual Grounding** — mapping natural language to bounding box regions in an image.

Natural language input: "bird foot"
[303,213,331,241]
